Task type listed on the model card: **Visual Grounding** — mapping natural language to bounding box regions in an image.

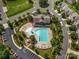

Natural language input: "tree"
[36,9,41,14]
[27,14,33,22]
[22,14,26,19]
[2,0,7,5]
[16,32,25,46]
[69,25,77,31]
[51,36,62,47]
[52,16,59,24]
[61,11,66,18]
[2,50,10,59]
[0,43,14,59]
[7,0,16,1]
[54,1,61,5]
[70,31,78,41]
[14,20,19,27]
[44,53,50,59]
[7,21,14,29]
[0,14,2,20]
[28,0,33,3]
[52,44,62,55]
[46,9,50,14]
[0,24,4,35]
[71,42,79,51]
[39,0,48,5]
[58,33,63,43]
[39,0,48,8]
[35,48,39,54]
[30,35,37,44]
[68,53,77,59]
[74,2,79,11]
[18,16,22,20]
[57,7,61,13]
[66,19,74,25]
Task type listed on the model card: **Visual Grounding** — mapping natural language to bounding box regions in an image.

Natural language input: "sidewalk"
[67,48,79,55]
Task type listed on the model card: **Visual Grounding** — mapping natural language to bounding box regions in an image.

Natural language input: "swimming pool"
[35,28,48,42]
[26,28,48,42]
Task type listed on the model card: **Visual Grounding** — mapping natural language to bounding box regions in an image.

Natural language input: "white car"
[60,21,64,27]
[3,37,7,41]
[32,11,37,16]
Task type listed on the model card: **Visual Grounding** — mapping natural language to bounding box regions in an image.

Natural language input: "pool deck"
[34,28,52,49]
[35,43,52,49]
[19,23,52,49]
[19,23,33,32]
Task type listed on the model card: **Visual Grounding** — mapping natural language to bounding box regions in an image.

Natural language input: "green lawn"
[38,48,53,59]
[6,0,33,17]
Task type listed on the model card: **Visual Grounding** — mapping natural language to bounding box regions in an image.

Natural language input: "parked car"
[3,33,7,41]
[60,21,64,27]
[32,11,38,16]
[3,37,7,41]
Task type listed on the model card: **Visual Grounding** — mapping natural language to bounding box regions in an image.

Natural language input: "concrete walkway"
[67,48,79,55]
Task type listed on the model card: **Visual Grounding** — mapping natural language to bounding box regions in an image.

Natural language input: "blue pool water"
[27,28,48,42]
[35,28,48,42]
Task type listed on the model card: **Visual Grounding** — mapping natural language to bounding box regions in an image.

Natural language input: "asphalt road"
[50,11,69,59]
[58,18,69,59]
[0,0,8,24]
[3,28,41,59]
